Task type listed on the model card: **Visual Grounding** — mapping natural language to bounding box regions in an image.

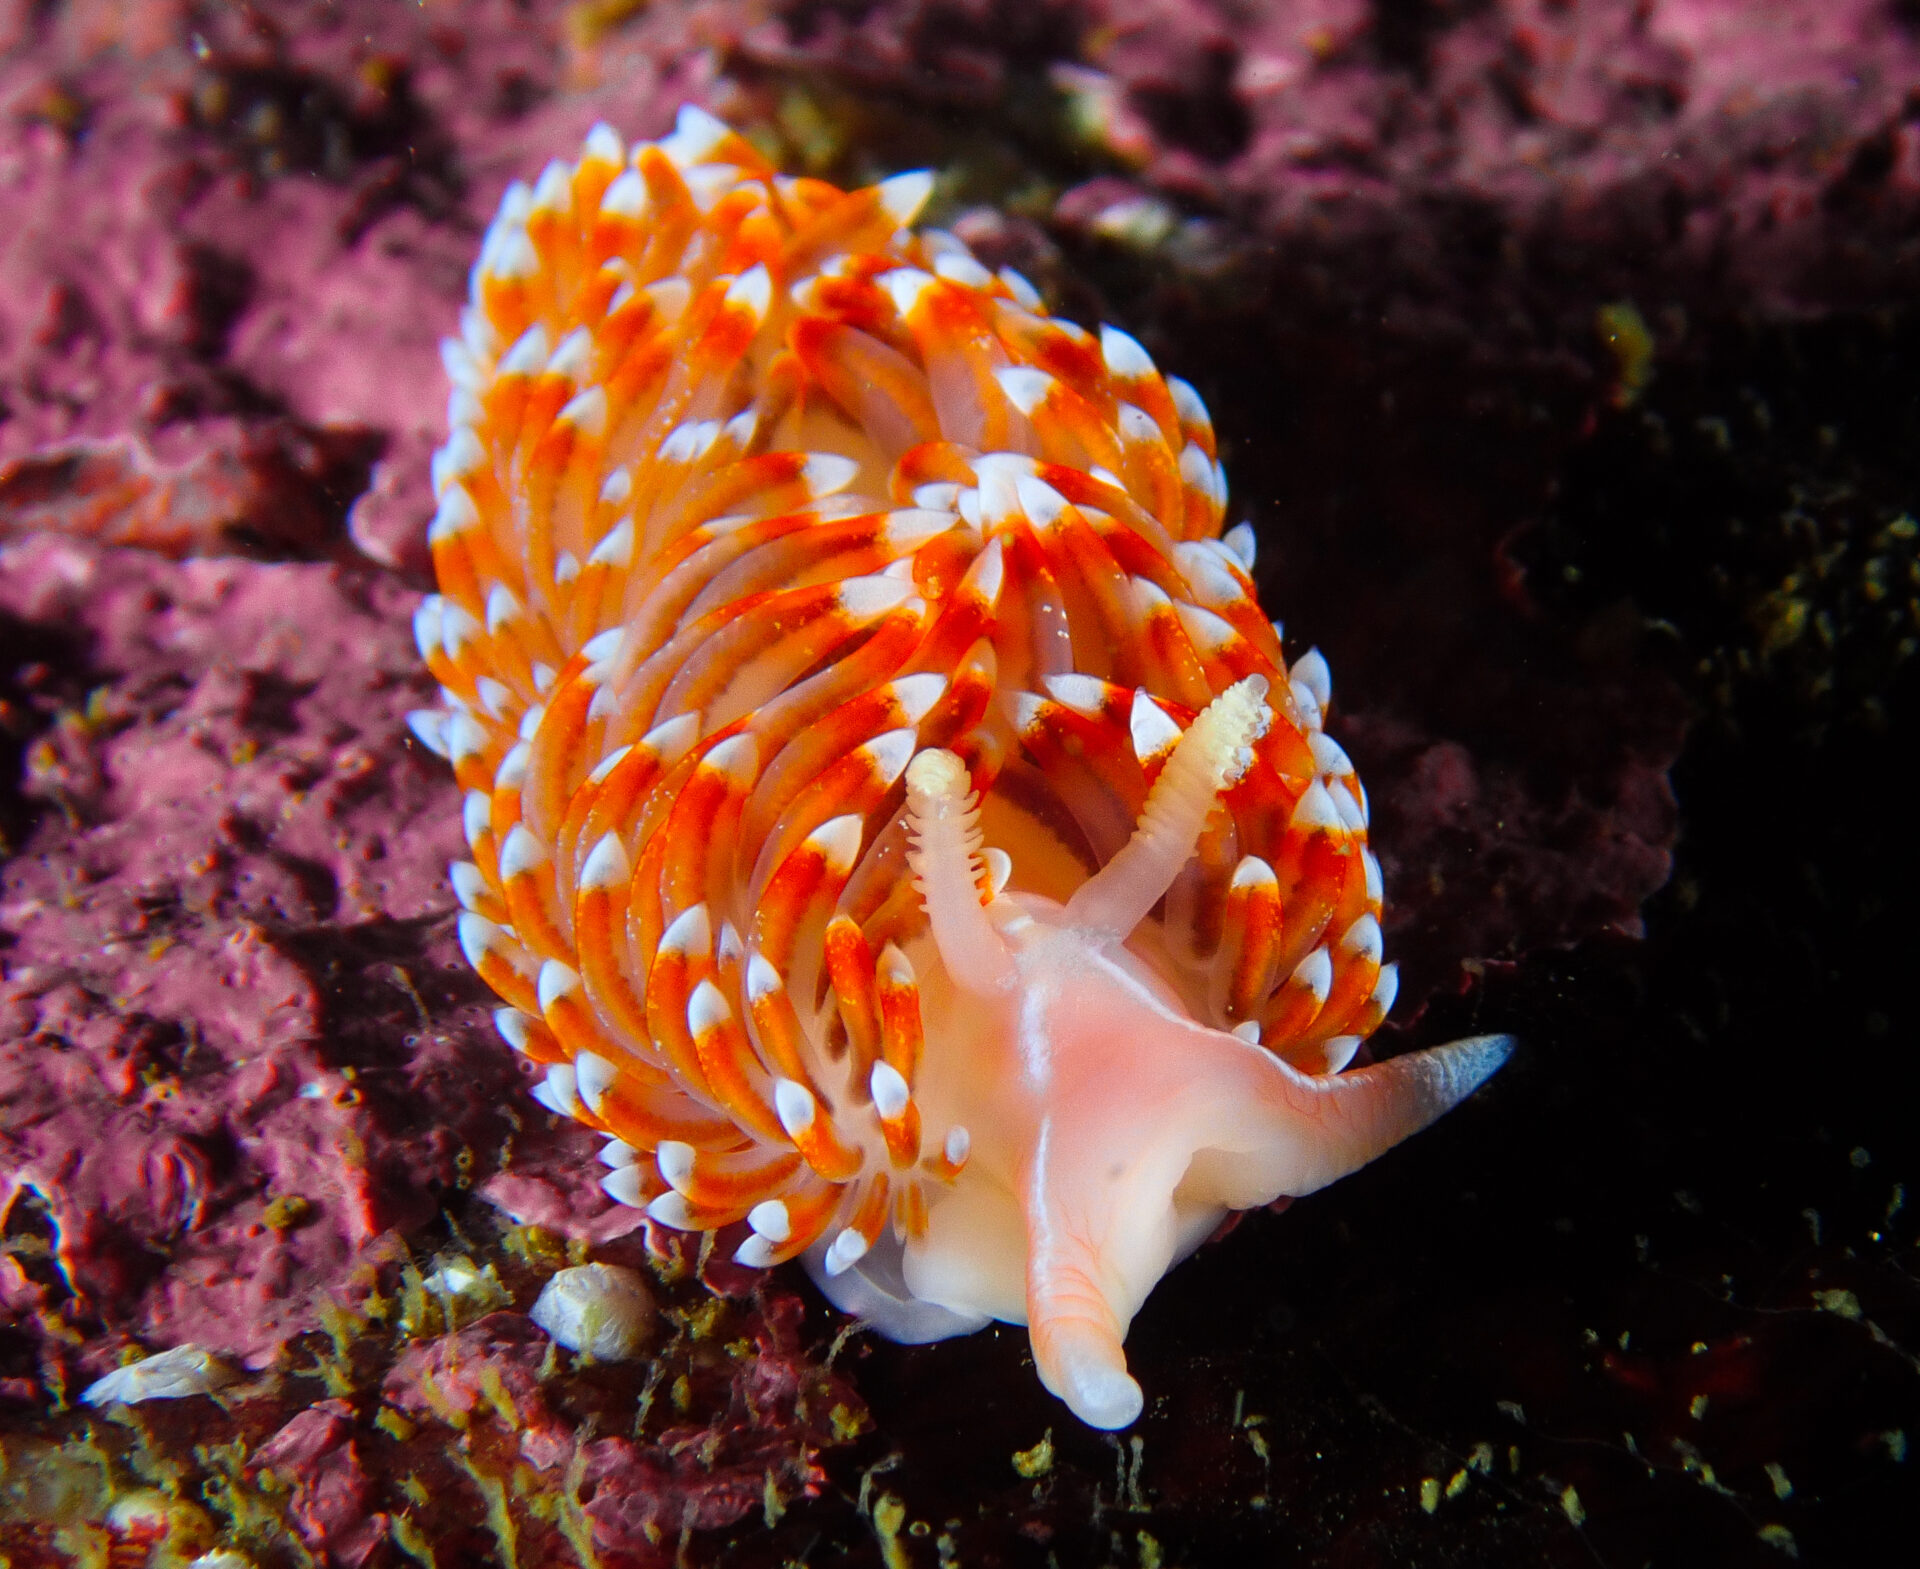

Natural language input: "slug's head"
[811,677,1512,1430]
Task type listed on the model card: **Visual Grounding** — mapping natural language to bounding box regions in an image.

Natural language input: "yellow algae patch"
[1596,300,1655,408]
[1012,1430,1055,1479]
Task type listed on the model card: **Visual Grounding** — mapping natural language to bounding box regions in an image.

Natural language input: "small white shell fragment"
[529,1262,655,1360]
[105,1490,180,1536]
[421,1253,509,1318]
[425,1254,481,1295]
[81,1343,232,1406]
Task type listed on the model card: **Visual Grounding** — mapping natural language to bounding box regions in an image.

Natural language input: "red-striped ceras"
[411,106,1511,1429]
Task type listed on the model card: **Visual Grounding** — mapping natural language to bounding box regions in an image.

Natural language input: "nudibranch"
[410,107,1511,1430]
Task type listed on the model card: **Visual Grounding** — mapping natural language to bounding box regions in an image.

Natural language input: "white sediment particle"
[82,1345,232,1407]
[530,1263,653,1360]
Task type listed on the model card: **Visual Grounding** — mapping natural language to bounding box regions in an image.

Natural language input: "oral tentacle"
[1065,673,1270,938]
[1024,1171,1143,1430]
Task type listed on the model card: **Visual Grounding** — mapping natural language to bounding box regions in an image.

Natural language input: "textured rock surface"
[0,534,500,1372]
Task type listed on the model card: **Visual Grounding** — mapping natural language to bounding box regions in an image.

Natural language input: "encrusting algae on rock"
[411,104,1511,1430]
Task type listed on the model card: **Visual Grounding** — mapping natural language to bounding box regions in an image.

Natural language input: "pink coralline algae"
[252,1398,389,1569]
[0,531,508,1371]
[370,1288,865,1564]
[5,1,1916,575]
[766,0,1920,338]
[383,1313,580,1465]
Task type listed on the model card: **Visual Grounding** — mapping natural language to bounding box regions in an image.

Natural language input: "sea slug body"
[412,106,1511,1430]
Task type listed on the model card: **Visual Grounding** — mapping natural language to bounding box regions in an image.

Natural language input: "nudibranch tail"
[418,104,1510,1432]
[1247,1029,1517,1198]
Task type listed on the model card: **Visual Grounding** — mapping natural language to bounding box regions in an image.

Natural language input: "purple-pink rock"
[0,532,505,1374]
